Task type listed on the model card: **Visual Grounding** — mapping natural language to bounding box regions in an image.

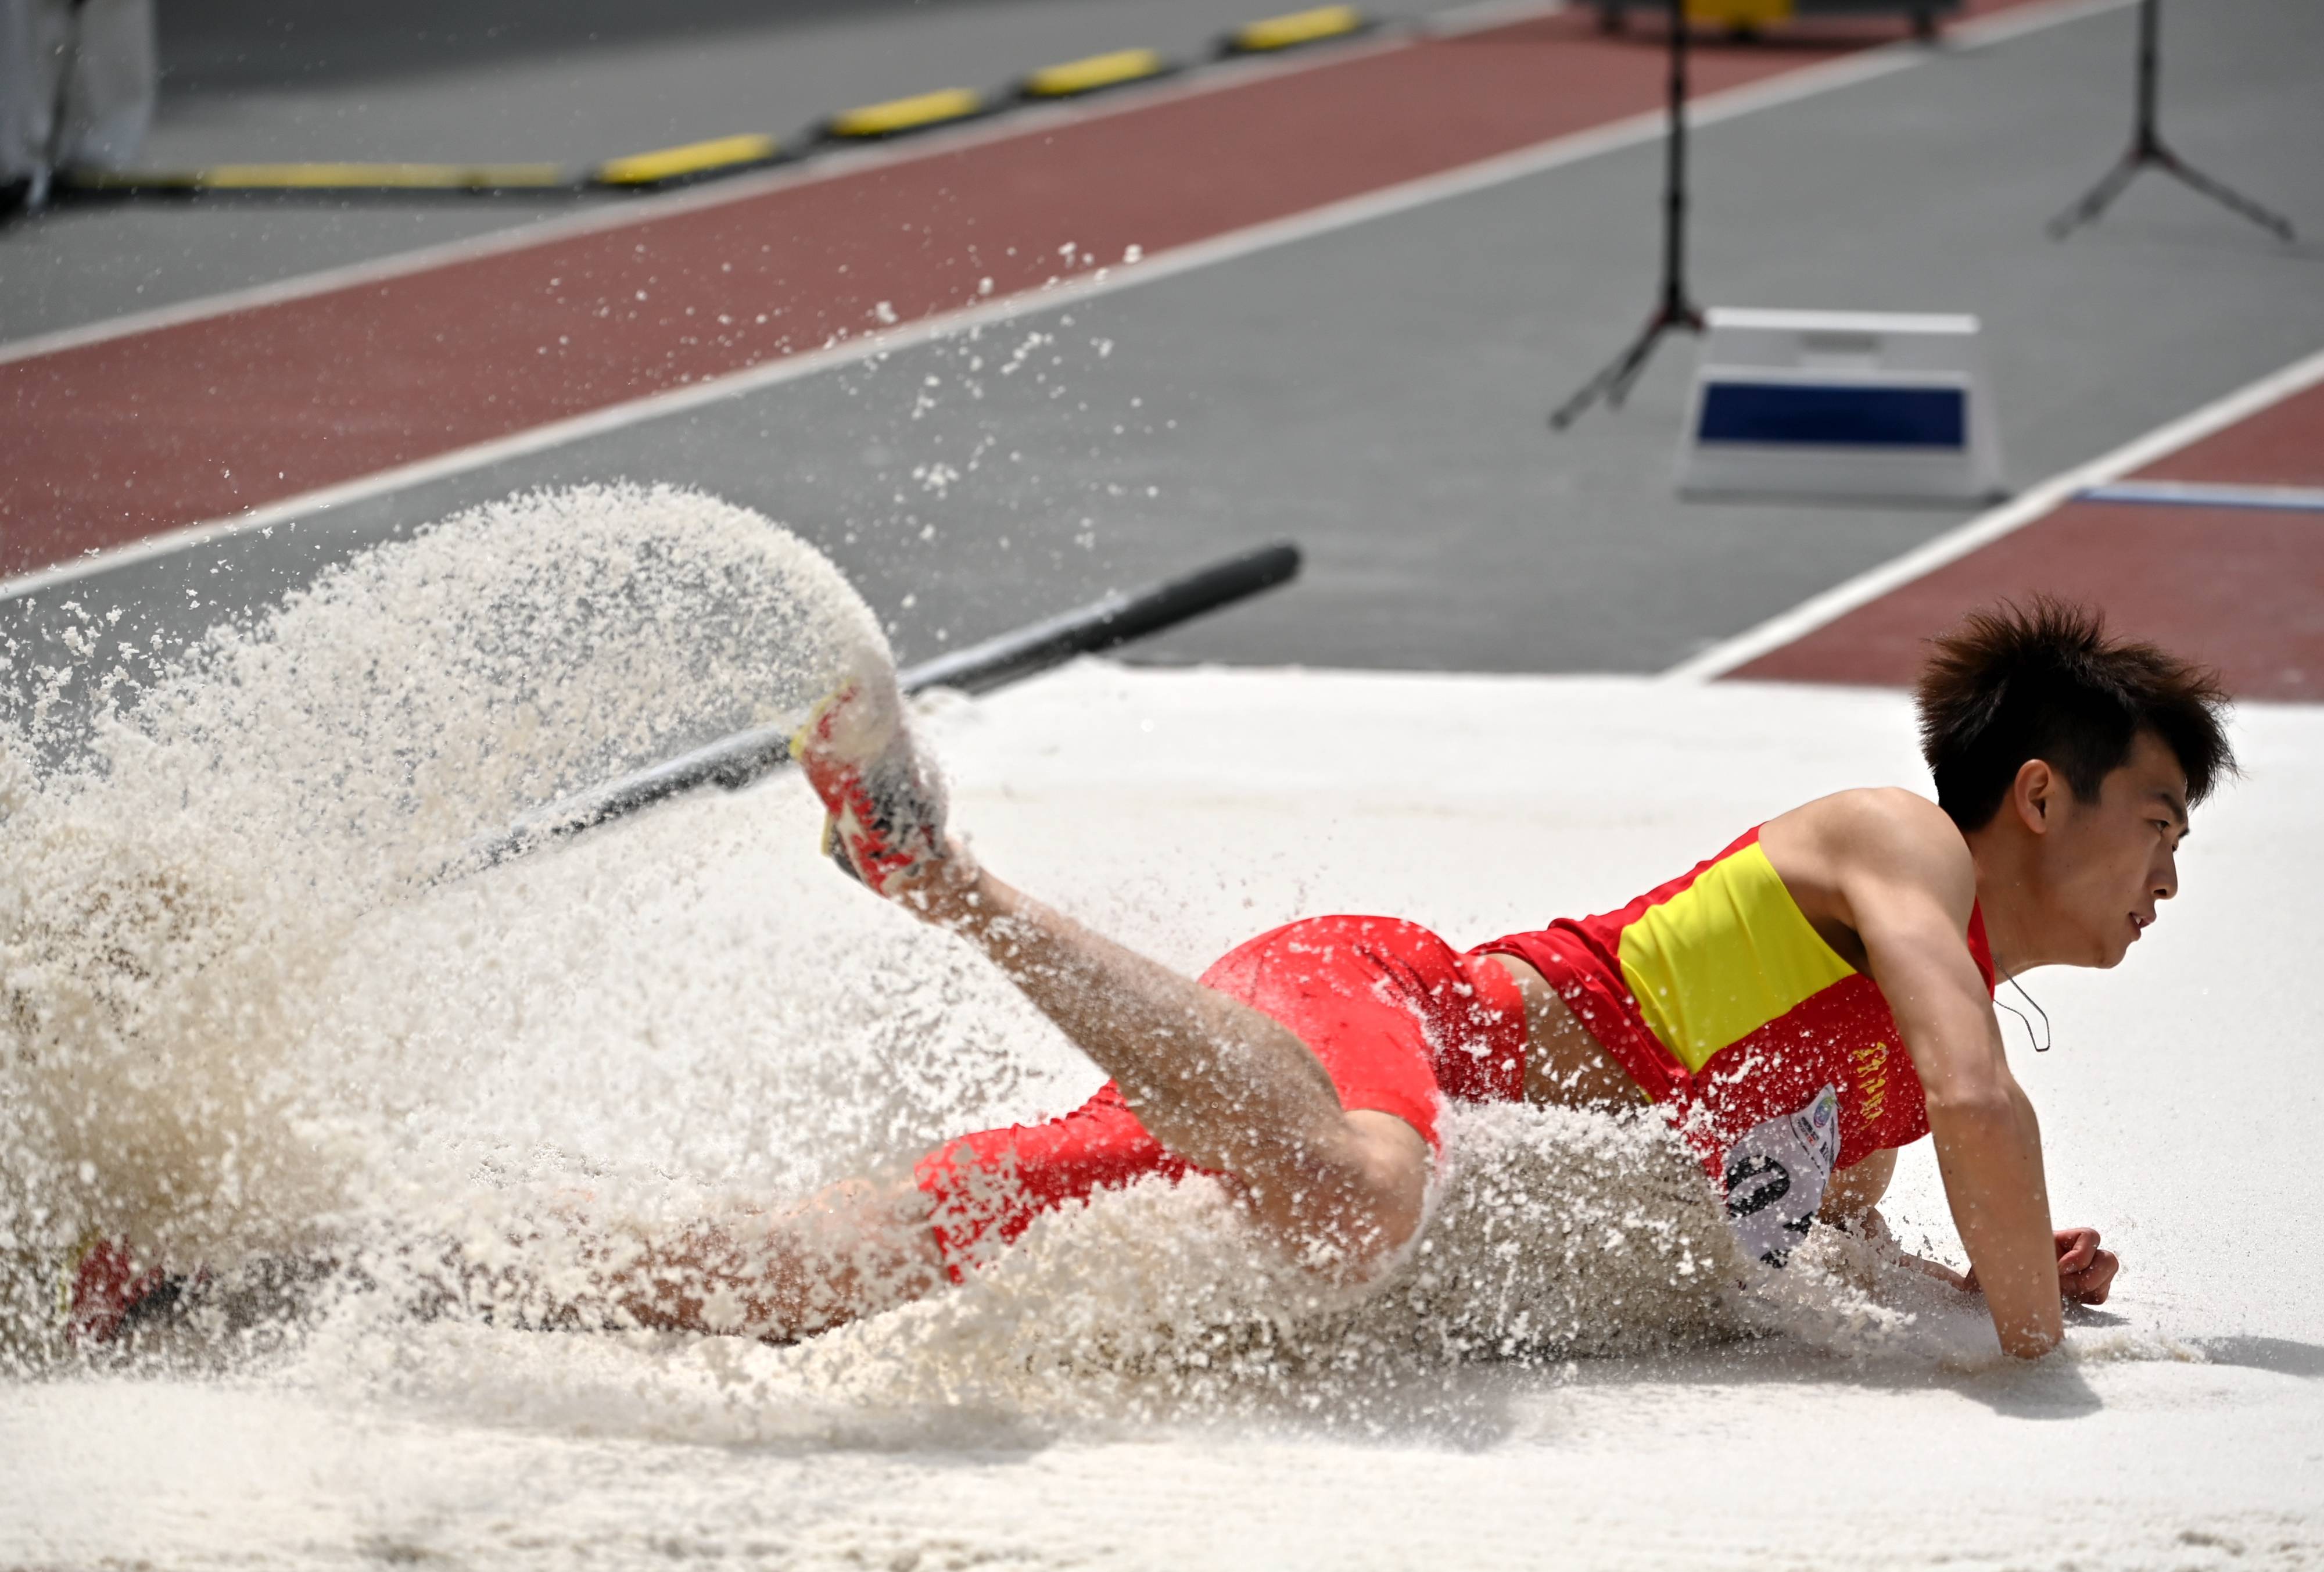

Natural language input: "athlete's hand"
[2051,1227,2119,1304]
[1959,1226,2118,1305]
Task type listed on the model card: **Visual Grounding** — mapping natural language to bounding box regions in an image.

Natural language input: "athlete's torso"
[1468,826,1996,1263]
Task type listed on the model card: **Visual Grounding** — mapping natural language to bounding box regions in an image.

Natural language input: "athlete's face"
[2038,729,2189,969]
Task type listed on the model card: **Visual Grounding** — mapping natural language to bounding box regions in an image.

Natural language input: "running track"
[1717,360,2324,701]
[2,1,2049,581]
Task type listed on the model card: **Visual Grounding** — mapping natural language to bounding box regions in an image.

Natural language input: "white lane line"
[1662,342,2324,683]
[2075,480,2324,513]
[2,0,2134,604]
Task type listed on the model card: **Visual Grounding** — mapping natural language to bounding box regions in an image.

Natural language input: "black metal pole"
[444,541,1303,876]
[2134,0,2158,154]
[2047,0,2293,243]
[895,542,1299,697]
[1550,0,1706,431]
[1662,0,1690,320]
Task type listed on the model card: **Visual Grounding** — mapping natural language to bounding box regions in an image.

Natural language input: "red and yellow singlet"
[1473,825,1997,1263]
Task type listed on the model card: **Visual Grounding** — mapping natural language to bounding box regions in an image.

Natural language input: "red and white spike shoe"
[60,1235,180,1348]
[789,669,951,896]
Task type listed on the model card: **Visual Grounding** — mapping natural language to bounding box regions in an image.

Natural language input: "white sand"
[7,660,2321,1570]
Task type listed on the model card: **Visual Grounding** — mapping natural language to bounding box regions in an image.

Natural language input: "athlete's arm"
[1824,797,2067,1359]
[1837,1196,1974,1286]
[1819,1145,1896,1226]
[1823,1147,2017,1290]
[1826,1152,1994,1284]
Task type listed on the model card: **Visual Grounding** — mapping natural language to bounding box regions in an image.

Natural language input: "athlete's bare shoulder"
[1778,786,1965,863]
[1762,789,1974,954]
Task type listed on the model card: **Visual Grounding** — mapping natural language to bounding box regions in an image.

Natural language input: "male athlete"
[565,597,2225,1362]
[67,600,2228,1359]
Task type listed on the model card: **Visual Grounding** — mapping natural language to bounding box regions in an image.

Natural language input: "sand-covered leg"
[597,1177,951,1341]
[421,1178,951,1342]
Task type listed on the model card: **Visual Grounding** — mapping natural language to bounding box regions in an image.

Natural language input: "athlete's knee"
[1249,1109,1433,1281]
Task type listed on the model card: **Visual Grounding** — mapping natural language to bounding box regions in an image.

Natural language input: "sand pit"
[3,521,2319,1567]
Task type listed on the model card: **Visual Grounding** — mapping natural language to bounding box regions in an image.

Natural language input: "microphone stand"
[1550,0,1705,429]
[2049,0,2293,243]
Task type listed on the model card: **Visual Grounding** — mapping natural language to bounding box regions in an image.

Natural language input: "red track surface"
[1730,377,2324,700]
[2,4,2033,578]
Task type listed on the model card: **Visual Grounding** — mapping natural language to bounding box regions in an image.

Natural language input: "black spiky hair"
[1914,597,2235,832]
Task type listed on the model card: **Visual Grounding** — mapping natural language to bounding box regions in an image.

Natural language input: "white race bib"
[1721,1084,1844,1267]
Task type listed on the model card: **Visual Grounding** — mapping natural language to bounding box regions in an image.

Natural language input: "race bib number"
[1722,1084,1843,1267]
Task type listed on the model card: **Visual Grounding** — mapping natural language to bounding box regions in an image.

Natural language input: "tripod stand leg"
[2049,0,2293,245]
[1604,321,1670,407]
[2154,148,2298,242]
[1550,317,1674,430]
[2047,152,2139,239]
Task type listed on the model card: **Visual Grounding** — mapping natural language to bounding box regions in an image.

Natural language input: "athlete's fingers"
[2063,1247,2119,1305]
[2053,1226,2103,1274]
[2053,1227,2113,1303]
[2073,1237,2129,1302]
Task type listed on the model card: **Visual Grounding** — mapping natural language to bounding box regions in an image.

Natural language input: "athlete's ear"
[2010,758,2056,835]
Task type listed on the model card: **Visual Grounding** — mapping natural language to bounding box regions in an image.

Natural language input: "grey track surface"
[4,0,2321,731]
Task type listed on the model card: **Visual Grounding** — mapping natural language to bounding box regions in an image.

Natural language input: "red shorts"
[913,915,1526,1277]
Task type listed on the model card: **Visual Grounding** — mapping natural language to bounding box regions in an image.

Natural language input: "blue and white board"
[1678,308,2004,503]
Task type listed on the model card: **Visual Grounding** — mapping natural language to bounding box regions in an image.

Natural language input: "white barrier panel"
[1677,307,2004,503]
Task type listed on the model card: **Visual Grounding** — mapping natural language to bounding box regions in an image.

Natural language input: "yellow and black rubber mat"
[55,9,1376,202]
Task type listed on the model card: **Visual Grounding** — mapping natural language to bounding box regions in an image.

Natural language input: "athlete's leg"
[418,1173,949,1342]
[591,1174,950,1339]
[791,672,1430,1280]
[65,1174,948,1349]
[901,857,1431,1279]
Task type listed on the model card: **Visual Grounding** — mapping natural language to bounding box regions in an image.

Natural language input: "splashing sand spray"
[2,484,2032,1409]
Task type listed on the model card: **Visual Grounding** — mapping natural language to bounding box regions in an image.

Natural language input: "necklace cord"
[1993,976,2053,1053]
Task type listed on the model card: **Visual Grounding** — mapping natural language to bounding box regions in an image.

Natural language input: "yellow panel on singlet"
[1616,840,1856,1073]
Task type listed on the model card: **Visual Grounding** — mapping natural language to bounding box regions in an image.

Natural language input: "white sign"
[1679,307,2004,503]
